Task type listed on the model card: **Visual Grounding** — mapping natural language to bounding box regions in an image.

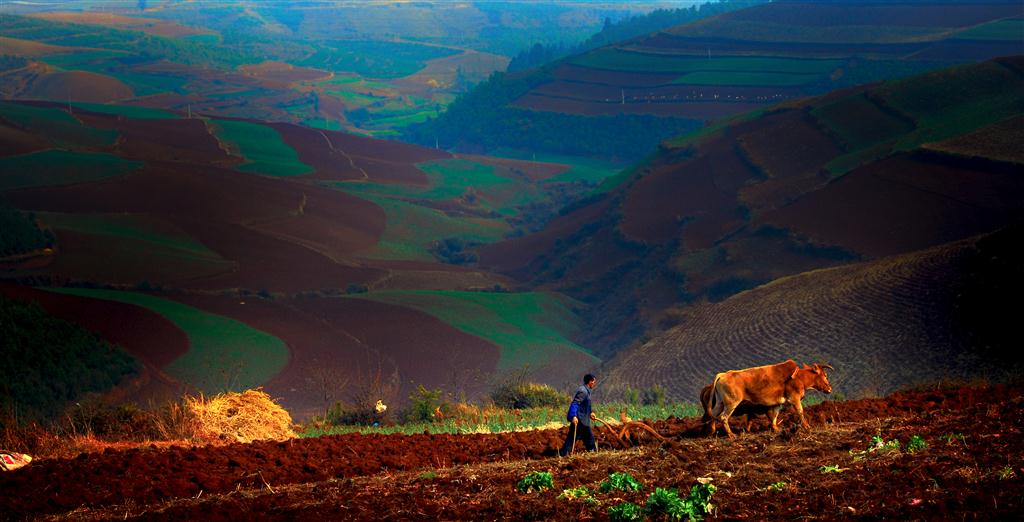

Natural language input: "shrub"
[600,472,644,493]
[517,471,554,493]
[642,385,667,407]
[403,385,447,423]
[609,502,645,522]
[490,382,563,410]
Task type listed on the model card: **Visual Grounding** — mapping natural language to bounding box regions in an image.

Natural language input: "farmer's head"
[584,374,597,388]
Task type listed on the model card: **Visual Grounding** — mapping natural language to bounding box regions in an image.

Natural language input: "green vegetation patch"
[954,19,1024,41]
[1,295,138,421]
[72,102,178,120]
[48,288,288,394]
[357,290,596,370]
[0,101,118,148]
[0,150,140,190]
[210,119,312,177]
[297,40,459,79]
[347,193,508,261]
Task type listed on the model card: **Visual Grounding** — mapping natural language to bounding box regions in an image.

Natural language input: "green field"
[357,290,597,370]
[333,158,542,260]
[349,193,509,261]
[73,102,178,120]
[489,149,625,187]
[953,19,1024,41]
[297,40,460,79]
[572,49,842,75]
[210,119,313,177]
[0,101,118,148]
[0,150,140,190]
[48,288,289,394]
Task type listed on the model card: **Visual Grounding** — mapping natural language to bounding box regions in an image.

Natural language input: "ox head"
[810,363,833,394]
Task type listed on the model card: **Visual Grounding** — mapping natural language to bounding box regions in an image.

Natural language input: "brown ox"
[709,360,833,438]
[700,383,773,435]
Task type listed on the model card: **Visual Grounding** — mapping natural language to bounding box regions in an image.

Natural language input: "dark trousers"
[559,422,596,456]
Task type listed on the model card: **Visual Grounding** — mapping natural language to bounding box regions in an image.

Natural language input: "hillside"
[478,56,1024,357]
[0,100,598,418]
[406,0,1022,160]
[603,225,1023,401]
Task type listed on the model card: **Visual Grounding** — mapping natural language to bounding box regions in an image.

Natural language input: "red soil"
[1,385,1020,520]
[478,195,614,278]
[761,152,1024,258]
[3,160,388,292]
[620,137,756,245]
[74,111,235,166]
[0,123,50,156]
[30,71,134,103]
[271,122,445,185]
[31,12,216,38]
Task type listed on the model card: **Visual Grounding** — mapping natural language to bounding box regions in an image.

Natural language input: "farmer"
[559,374,598,456]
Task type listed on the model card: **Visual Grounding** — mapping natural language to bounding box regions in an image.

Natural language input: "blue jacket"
[566,385,593,427]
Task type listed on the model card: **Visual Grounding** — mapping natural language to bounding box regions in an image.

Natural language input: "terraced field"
[604,228,1022,401]
[506,2,1022,123]
[209,119,313,177]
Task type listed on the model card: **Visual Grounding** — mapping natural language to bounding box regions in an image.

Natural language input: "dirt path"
[315,129,368,180]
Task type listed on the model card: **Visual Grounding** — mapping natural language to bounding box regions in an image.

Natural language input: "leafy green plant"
[559,486,599,505]
[517,471,554,493]
[767,481,786,492]
[906,435,928,453]
[608,502,645,522]
[852,433,902,460]
[417,471,437,480]
[819,465,848,474]
[601,472,644,493]
[644,483,717,521]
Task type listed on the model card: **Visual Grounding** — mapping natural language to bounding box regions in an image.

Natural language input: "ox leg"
[717,403,739,439]
[768,405,783,432]
[795,400,808,428]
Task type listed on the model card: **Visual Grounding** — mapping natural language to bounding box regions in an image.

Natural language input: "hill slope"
[478,56,1024,357]
[603,225,1023,400]
[405,0,1023,160]
[0,100,597,417]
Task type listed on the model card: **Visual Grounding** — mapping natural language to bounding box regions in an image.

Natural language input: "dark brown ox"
[709,360,833,438]
[700,383,773,435]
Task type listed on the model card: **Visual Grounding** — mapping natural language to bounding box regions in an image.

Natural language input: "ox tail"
[709,373,726,417]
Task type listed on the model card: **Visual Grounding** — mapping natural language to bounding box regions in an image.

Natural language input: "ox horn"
[819,364,834,371]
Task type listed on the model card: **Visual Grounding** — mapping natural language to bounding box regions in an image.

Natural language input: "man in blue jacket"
[559,374,598,456]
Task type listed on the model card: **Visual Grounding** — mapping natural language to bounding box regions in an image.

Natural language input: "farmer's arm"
[568,387,587,423]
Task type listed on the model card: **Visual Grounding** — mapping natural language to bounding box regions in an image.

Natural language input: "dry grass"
[186,388,296,444]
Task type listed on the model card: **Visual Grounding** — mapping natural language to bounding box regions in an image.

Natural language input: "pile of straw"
[186,388,295,444]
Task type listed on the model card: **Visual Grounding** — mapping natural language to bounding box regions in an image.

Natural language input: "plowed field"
[2,385,1021,520]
